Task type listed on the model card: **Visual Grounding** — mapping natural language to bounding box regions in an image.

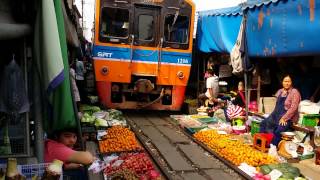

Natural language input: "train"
[92,0,195,110]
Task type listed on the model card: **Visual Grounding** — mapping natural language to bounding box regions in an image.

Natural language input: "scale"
[278,132,298,159]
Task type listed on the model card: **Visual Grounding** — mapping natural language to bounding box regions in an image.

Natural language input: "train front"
[92,0,195,110]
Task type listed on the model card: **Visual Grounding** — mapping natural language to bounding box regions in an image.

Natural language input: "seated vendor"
[45,128,94,179]
[198,69,219,107]
[232,81,246,107]
[260,75,301,146]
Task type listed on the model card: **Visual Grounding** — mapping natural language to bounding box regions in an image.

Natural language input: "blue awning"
[196,6,243,53]
[197,0,320,57]
[244,0,280,9]
[246,0,320,57]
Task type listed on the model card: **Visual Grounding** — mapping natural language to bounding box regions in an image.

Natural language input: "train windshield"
[164,14,189,44]
[100,7,129,42]
[138,15,154,41]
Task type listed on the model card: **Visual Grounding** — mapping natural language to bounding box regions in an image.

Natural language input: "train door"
[131,5,161,76]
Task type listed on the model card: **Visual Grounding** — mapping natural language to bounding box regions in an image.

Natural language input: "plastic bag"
[88,159,107,173]
[103,154,119,164]
[0,59,30,114]
[268,144,279,158]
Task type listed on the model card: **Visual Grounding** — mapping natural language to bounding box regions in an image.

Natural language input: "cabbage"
[95,118,109,127]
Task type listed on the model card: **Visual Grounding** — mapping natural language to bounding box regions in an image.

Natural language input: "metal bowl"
[281,132,295,137]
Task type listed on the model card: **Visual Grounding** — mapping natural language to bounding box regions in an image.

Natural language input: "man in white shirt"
[198,69,219,106]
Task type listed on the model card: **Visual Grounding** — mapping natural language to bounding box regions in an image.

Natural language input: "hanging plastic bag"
[0,58,30,123]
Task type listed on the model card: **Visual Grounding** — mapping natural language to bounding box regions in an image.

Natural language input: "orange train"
[93,0,195,110]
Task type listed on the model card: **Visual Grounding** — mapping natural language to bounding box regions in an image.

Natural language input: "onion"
[47,159,63,175]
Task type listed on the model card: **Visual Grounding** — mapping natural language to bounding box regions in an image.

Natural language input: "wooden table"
[292,124,317,149]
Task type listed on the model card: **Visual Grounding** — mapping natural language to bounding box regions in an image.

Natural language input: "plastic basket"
[302,114,320,127]
[0,163,62,180]
[251,120,261,136]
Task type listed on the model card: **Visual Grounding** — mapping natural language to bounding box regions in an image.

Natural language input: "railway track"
[124,110,250,180]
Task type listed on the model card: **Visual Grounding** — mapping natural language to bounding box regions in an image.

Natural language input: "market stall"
[79,105,163,180]
[194,1,320,178]
[170,110,320,180]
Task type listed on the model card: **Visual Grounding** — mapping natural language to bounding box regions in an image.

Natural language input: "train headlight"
[101,66,109,75]
[177,71,184,79]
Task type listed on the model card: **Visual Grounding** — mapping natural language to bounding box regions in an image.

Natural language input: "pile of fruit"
[105,153,161,180]
[99,126,142,153]
[194,130,278,166]
[258,163,303,180]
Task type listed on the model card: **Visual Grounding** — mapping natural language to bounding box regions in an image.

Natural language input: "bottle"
[316,148,320,165]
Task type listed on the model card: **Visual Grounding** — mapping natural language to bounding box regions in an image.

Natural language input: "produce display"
[104,153,161,180]
[99,126,142,153]
[81,108,127,128]
[80,105,101,115]
[258,163,303,180]
[109,169,139,180]
[42,159,63,180]
[194,130,278,167]
[2,158,26,180]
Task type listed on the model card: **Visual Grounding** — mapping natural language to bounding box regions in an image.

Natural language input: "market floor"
[125,111,243,180]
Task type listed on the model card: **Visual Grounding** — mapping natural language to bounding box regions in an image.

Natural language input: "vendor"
[70,60,81,109]
[198,69,219,106]
[232,81,246,107]
[260,75,301,146]
[45,128,94,175]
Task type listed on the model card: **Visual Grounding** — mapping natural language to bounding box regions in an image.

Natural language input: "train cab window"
[134,6,159,47]
[138,15,154,41]
[164,14,190,49]
[99,7,129,43]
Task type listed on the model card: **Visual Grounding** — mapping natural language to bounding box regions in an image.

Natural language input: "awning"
[246,0,320,57]
[197,0,320,57]
[196,6,243,53]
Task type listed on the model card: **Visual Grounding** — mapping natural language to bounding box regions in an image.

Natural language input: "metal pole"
[244,72,249,119]
[33,63,44,162]
[243,13,249,120]
[82,0,84,28]
[23,39,31,157]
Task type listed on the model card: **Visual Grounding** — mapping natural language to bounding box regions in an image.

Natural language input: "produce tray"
[184,126,207,134]
[95,126,109,131]
[198,117,218,124]
[298,153,314,160]
[98,149,145,156]
[81,125,96,133]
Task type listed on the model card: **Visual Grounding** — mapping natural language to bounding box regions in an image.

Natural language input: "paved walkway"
[125,111,242,180]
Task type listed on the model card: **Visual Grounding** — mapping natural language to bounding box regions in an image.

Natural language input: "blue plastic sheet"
[197,7,242,53]
[246,0,320,57]
[197,0,320,57]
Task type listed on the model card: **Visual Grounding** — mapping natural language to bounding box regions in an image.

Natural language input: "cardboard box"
[259,97,276,114]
